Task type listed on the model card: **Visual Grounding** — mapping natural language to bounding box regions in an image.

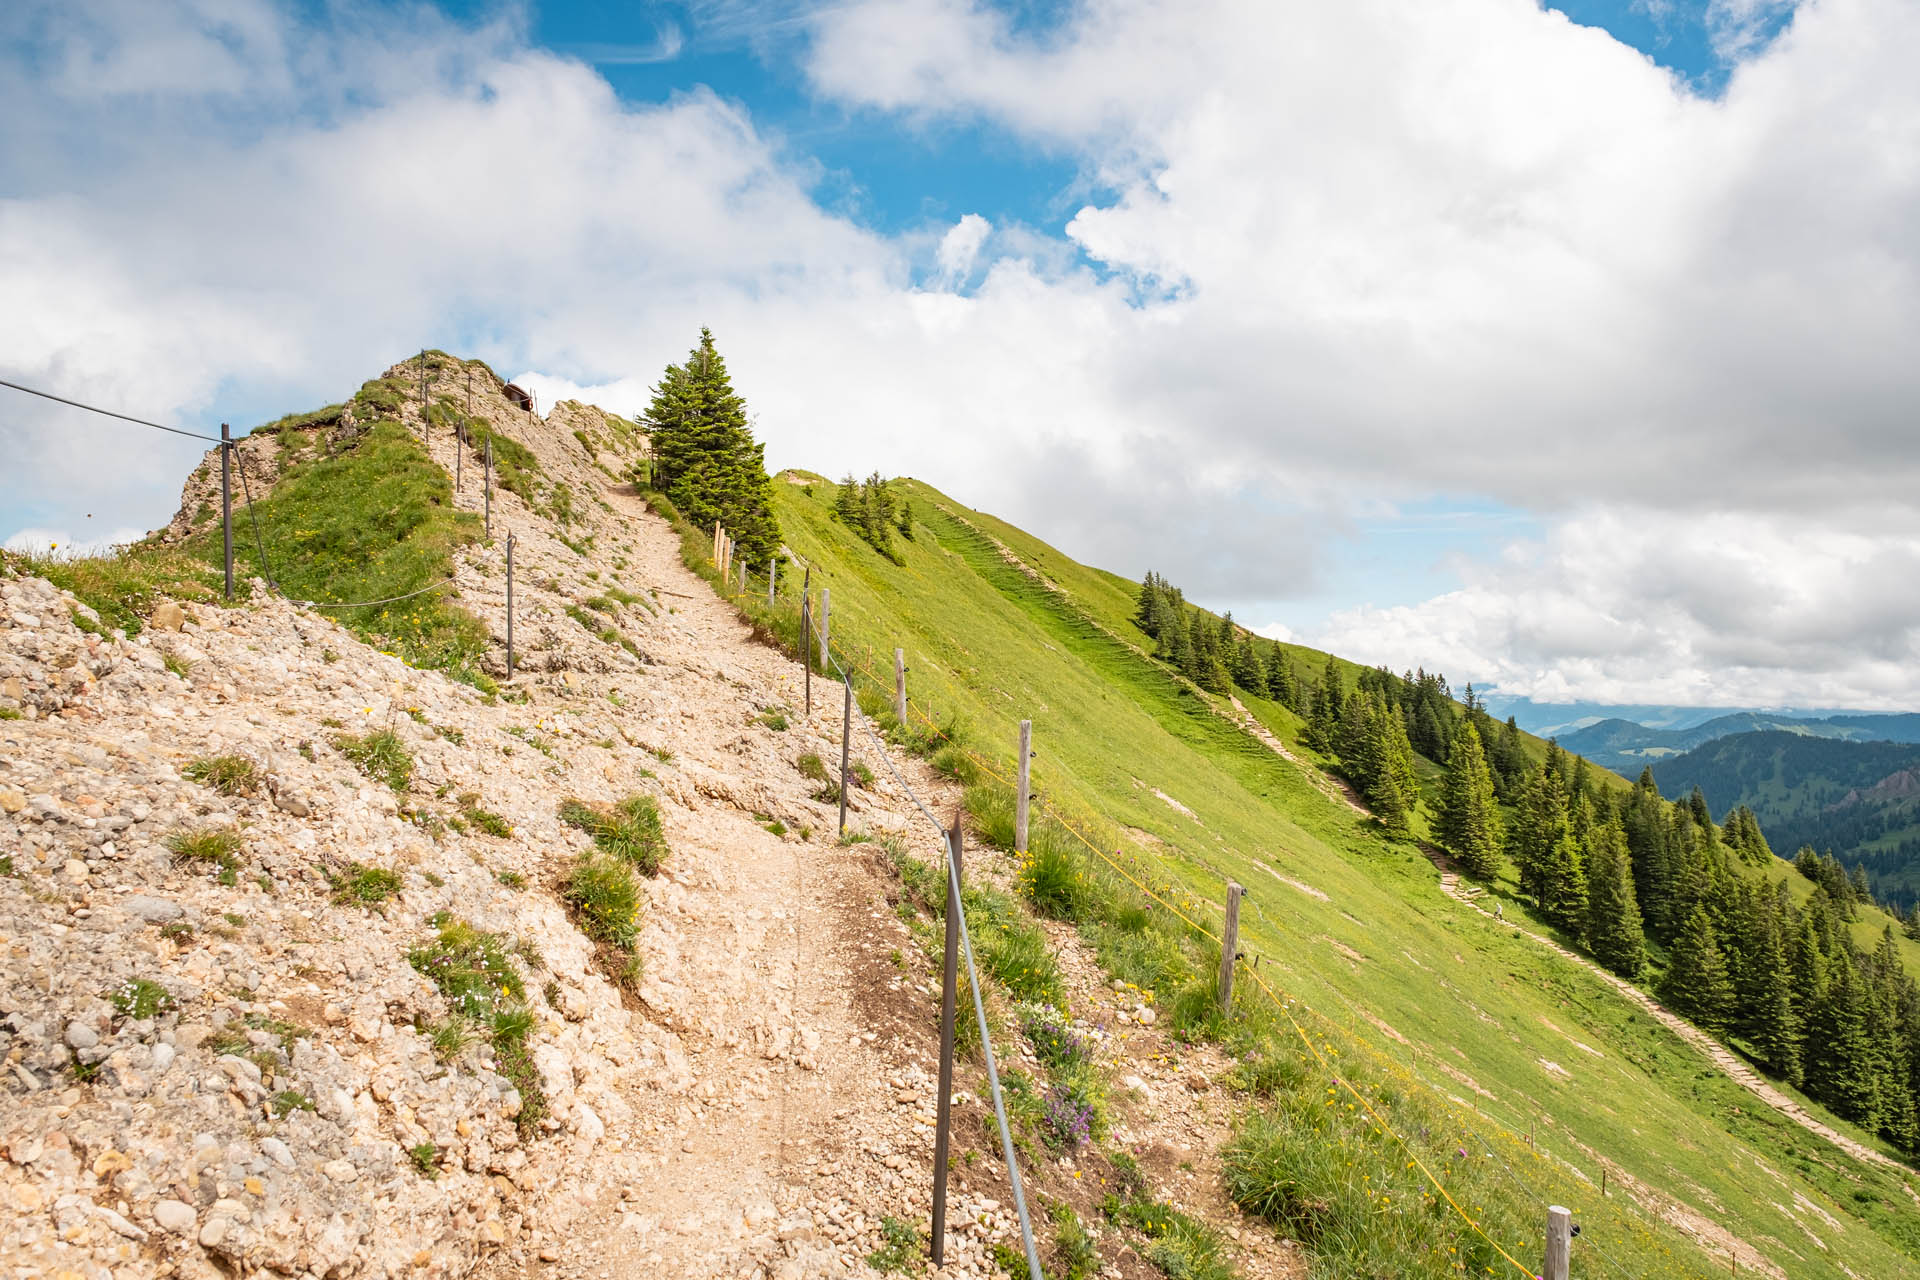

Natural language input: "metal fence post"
[419,348,428,447]
[801,594,812,717]
[505,532,515,680]
[220,423,233,600]
[484,438,493,538]
[838,677,853,835]
[931,809,964,1265]
[768,557,777,606]
[1016,719,1032,853]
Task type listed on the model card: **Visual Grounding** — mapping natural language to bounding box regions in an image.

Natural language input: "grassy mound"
[182,419,492,689]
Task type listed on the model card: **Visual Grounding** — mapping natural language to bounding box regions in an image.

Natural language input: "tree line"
[1135,571,1920,1155]
[1440,740,1920,1153]
[833,472,913,563]
[1134,572,1529,832]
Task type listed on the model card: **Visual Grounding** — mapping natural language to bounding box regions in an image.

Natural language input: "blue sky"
[415,0,1778,628]
[10,0,1920,711]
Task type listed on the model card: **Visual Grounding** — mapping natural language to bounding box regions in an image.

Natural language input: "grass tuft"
[166,827,243,883]
[184,754,260,797]
[334,729,412,792]
[559,794,668,874]
[108,977,173,1021]
[325,861,403,908]
[564,855,642,951]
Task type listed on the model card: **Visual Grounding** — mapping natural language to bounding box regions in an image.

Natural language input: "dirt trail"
[481,483,959,1280]
[503,484,1303,1280]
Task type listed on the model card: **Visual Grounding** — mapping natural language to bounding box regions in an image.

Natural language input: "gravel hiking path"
[488,485,966,1280]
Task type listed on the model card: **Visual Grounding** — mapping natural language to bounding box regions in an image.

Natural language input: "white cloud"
[2,0,1918,708]
[1707,0,1798,61]
[1308,508,1920,709]
[936,214,992,286]
[4,527,147,556]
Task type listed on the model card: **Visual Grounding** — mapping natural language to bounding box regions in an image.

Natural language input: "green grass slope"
[765,474,1920,1280]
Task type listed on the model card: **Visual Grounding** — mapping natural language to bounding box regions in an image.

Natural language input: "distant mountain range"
[1474,694,1871,738]
[1651,730,1920,912]
[1555,711,1920,777]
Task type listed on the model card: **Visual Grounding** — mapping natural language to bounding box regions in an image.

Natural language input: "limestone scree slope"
[0,359,1286,1280]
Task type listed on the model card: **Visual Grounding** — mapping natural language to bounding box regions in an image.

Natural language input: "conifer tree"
[1183,612,1209,685]
[1304,679,1339,753]
[1539,829,1589,939]
[1493,716,1526,792]
[1134,572,1162,634]
[1660,905,1736,1035]
[1367,706,1418,835]
[1584,819,1646,981]
[834,474,861,524]
[1804,947,1882,1128]
[1789,911,1828,1085]
[1164,607,1193,670]
[1737,893,1800,1082]
[1436,720,1501,879]
[645,328,780,560]
[1508,767,1569,909]
[1266,647,1297,709]
[1232,632,1267,693]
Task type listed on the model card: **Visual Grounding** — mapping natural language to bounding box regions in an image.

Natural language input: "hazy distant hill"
[1564,711,1920,777]
[1652,730,1920,910]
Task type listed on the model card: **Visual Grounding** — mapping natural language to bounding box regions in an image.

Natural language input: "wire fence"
[3,368,1666,1274]
[776,575,1662,1280]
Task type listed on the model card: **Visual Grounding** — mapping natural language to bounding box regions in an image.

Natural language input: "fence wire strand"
[803,595,1598,1280]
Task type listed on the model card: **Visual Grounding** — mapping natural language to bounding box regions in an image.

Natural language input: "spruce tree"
[1660,905,1736,1035]
[1304,680,1339,753]
[1134,573,1162,634]
[645,328,780,560]
[1366,706,1418,835]
[1584,819,1646,981]
[1436,720,1501,879]
[1804,947,1882,1128]
[1540,829,1590,940]
[1266,647,1296,708]
[1508,768,1569,909]
[1739,893,1800,1082]
[1232,633,1267,693]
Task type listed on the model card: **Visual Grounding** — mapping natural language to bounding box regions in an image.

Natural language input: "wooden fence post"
[838,676,853,835]
[1543,1205,1571,1280]
[895,648,907,725]
[931,809,964,1266]
[1016,720,1032,854]
[1218,882,1244,1012]
[505,532,516,680]
[819,589,831,669]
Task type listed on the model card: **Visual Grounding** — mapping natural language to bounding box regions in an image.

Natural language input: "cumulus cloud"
[3,0,1918,708]
[935,214,992,287]
[4,527,147,556]
[1305,508,1920,709]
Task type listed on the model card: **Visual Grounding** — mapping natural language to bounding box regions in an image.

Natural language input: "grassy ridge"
[183,419,492,689]
[759,474,1920,1279]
